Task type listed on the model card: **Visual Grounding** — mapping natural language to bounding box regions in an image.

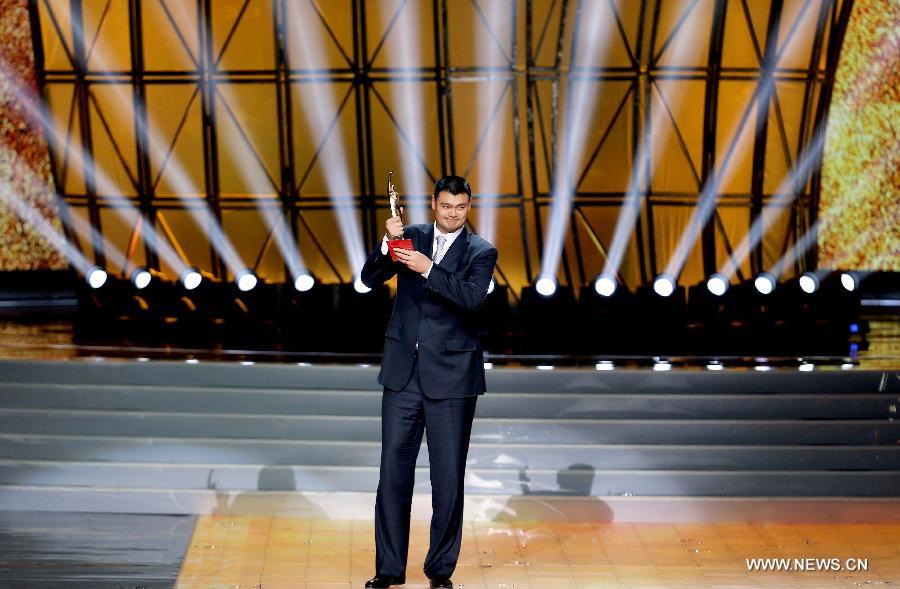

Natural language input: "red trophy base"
[388,238,414,261]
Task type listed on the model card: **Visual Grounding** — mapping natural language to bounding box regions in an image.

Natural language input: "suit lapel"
[420,224,435,260]
[436,226,468,268]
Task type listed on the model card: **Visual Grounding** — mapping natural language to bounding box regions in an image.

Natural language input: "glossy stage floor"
[0,319,898,588]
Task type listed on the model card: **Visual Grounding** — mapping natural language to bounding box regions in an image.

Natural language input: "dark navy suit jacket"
[360,223,498,398]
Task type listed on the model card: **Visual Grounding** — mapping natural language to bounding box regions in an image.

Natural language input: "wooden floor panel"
[176,517,900,588]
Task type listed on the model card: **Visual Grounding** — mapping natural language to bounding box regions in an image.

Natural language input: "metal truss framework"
[28,0,853,291]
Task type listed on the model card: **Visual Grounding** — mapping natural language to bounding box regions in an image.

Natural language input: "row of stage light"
[532,270,862,299]
[82,263,498,296]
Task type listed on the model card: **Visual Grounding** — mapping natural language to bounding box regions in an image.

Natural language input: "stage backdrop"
[6,0,896,290]
[0,0,66,271]
[818,0,900,271]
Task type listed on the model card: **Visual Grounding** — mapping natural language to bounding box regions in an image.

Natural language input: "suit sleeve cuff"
[421,261,433,279]
[380,235,389,256]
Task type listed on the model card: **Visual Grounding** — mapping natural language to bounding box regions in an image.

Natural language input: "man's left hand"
[394,248,432,274]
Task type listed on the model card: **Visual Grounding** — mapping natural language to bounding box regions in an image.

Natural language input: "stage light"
[754,365,772,372]
[705,362,724,371]
[353,276,371,294]
[537,365,554,370]
[799,272,819,294]
[840,272,859,292]
[483,362,494,370]
[487,277,495,295]
[595,361,615,371]
[294,273,315,292]
[131,267,152,290]
[653,360,672,371]
[86,266,108,289]
[181,267,202,291]
[536,276,558,297]
[593,274,617,297]
[754,272,776,295]
[799,362,814,372]
[652,274,676,297]
[840,362,854,370]
[706,273,729,297]
[236,269,258,292]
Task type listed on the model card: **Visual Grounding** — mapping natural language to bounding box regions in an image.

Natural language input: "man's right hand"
[385,206,404,239]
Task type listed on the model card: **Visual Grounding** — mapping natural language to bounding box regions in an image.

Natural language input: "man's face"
[431,190,470,234]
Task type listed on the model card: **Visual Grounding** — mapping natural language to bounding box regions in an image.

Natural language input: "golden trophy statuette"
[386,171,414,261]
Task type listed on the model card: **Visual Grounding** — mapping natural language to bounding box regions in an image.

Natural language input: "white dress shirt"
[381,222,464,278]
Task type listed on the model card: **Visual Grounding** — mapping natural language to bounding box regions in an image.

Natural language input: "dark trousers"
[374,371,478,578]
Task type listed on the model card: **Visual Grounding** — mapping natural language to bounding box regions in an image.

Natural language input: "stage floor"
[175,517,900,588]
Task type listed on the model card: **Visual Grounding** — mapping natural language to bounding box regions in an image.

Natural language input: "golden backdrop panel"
[569,80,634,195]
[215,83,280,198]
[715,80,759,195]
[144,84,206,198]
[36,0,74,72]
[212,0,275,71]
[369,80,442,198]
[762,81,807,194]
[220,208,276,279]
[721,1,767,69]
[649,79,705,194]
[89,83,138,197]
[819,0,900,271]
[653,0,714,67]
[774,0,823,70]
[141,0,200,72]
[446,0,514,69]
[715,206,752,279]
[156,208,213,277]
[366,0,436,70]
[43,83,86,196]
[98,206,144,277]
[289,81,361,197]
[653,203,705,285]
[285,0,356,70]
[529,0,566,68]
[293,207,354,284]
[449,79,518,197]
[82,0,131,72]
[760,203,794,272]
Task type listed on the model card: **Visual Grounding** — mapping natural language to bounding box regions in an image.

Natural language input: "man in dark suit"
[360,175,498,589]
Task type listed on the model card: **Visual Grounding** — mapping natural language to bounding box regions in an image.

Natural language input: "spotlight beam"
[0,56,189,277]
[288,1,366,276]
[541,0,619,282]
[603,0,701,278]
[68,6,247,278]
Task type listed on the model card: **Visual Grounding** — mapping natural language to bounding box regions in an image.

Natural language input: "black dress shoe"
[429,577,453,589]
[364,574,405,588]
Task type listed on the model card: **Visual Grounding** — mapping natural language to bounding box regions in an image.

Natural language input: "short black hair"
[433,175,472,200]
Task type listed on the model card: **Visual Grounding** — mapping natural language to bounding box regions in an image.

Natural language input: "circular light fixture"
[593,274,617,297]
[652,274,676,297]
[754,272,776,295]
[131,267,152,290]
[839,272,858,292]
[706,273,729,297]
[236,270,258,292]
[354,276,371,294]
[294,273,315,292]
[798,272,819,294]
[535,276,557,297]
[86,266,108,289]
[180,267,202,291]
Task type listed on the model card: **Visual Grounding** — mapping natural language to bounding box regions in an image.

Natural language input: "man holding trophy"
[360,174,498,589]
